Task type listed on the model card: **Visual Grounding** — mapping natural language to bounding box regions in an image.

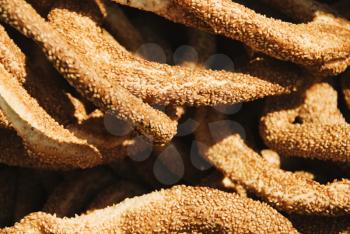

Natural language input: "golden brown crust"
[193,107,250,195]
[111,0,212,31]
[0,0,349,232]
[2,186,298,233]
[207,134,350,215]
[260,82,350,162]
[179,0,350,75]
[0,22,129,169]
[47,1,305,107]
[260,149,281,168]
[0,25,78,126]
[0,0,177,144]
[137,0,350,75]
[0,118,130,170]
[0,63,103,168]
[0,128,72,170]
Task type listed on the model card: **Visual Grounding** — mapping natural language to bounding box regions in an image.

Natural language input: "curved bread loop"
[111,0,213,32]
[50,1,305,107]
[131,0,350,75]
[207,134,350,215]
[0,25,80,127]
[258,0,350,75]
[0,21,124,169]
[171,0,350,75]
[114,0,214,33]
[0,27,130,169]
[0,63,103,168]
[0,114,132,170]
[2,186,298,233]
[260,82,350,162]
[111,0,350,76]
[0,128,73,170]
[193,107,249,195]
[0,0,177,144]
